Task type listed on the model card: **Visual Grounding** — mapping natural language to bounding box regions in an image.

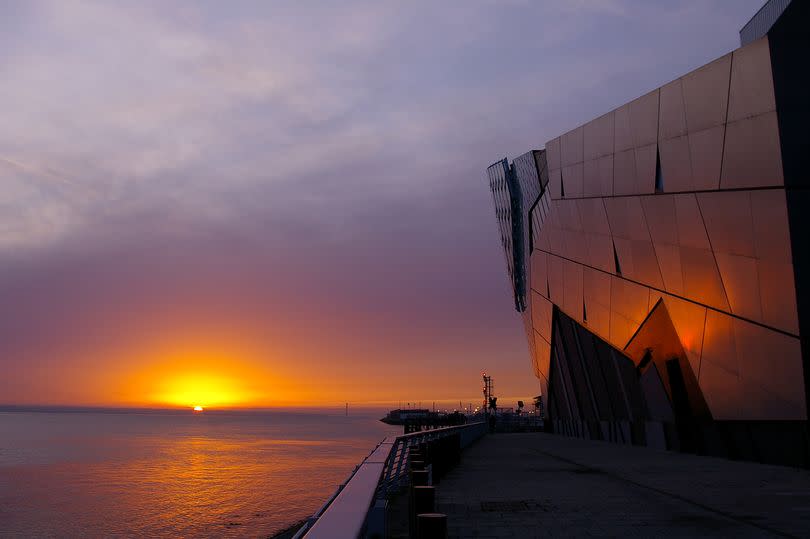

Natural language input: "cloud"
[0,0,765,404]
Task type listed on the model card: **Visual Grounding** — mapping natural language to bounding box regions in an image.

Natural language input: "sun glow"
[151,372,259,408]
[113,342,288,408]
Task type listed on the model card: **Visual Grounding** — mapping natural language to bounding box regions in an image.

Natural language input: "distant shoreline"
[0,404,389,415]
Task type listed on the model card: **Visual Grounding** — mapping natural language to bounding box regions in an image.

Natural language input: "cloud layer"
[0,0,762,406]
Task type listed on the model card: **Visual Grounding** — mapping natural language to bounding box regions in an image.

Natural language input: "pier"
[433,433,810,538]
[298,429,810,538]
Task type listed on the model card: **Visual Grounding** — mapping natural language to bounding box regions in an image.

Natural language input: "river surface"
[0,408,399,537]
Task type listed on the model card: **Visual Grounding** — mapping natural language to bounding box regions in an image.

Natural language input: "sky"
[0,0,763,409]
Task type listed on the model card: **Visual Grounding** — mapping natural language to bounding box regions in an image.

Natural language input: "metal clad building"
[487,1,810,467]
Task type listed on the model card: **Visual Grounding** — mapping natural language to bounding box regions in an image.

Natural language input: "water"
[0,408,400,537]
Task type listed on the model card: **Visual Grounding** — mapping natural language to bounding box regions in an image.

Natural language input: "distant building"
[486,0,810,467]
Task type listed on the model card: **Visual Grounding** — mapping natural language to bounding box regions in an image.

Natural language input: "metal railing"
[299,422,487,539]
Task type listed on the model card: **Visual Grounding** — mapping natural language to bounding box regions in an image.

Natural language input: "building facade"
[488,0,810,466]
[487,151,547,313]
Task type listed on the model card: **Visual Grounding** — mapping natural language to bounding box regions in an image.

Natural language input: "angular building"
[487,150,547,313]
[487,0,810,467]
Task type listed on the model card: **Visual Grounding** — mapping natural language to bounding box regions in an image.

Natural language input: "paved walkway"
[434,433,810,538]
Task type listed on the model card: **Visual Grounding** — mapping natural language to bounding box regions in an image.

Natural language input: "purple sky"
[0,0,763,407]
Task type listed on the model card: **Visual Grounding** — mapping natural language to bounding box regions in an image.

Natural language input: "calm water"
[0,409,399,537]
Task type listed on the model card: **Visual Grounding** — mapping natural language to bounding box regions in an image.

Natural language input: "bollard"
[409,486,435,539]
[416,513,447,539]
[412,486,435,517]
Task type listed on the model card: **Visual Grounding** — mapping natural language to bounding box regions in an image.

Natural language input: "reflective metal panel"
[673,194,711,250]
[584,111,615,160]
[699,357,743,420]
[612,148,636,195]
[577,198,611,235]
[533,331,551,379]
[546,137,562,171]
[531,290,553,342]
[612,237,634,278]
[720,112,784,188]
[584,300,611,341]
[562,260,584,322]
[586,233,614,273]
[728,37,777,122]
[536,224,551,252]
[610,275,651,328]
[661,294,706,376]
[614,103,633,152]
[750,189,792,263]
[631,239,665,289]
[610,310,639,350]
[682,53,732,132]
[698,309,746,419]
[548,254,565,304]
[630,89,660,148]
[732,317,805,417]
[584,266,611,309]
[658,135,693,192]
[688,125,725,190]
[652,243,685,295]
[549,168,563,199]
[697,191,756,257]
[556,199,583,231]
[758,259,799,334]
[561,126,584,167]
[547,224,564,258]
[596,154,614,196]
[604,196,649,242]
[583,158,600,197]
[530,250,548,297]
[739,377,803,420]
[641,195,678,246]
[714,252,763,321]
[658,79,688,139]
[680,246,730,310]
[701,310,738,376]
[634,143,657,194]
[562,162,584,198]
[562,229,588,264]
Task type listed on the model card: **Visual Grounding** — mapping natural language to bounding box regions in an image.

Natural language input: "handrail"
[302,422,487,539]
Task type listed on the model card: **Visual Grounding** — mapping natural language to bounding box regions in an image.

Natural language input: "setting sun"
[112,342,291,408]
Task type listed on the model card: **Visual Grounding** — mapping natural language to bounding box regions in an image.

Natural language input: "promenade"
[433,433,810,538]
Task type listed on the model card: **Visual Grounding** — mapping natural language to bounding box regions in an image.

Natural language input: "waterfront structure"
[487,0,809,466]
[487,150,548,313]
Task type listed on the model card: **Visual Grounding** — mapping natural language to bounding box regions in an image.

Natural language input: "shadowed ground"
[430,433,810,538]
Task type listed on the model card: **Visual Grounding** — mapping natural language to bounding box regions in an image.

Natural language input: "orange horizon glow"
[114,340,288,409]
[1,327,539,409]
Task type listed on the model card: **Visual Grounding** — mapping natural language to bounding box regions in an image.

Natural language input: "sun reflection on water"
[0,411,401,537]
